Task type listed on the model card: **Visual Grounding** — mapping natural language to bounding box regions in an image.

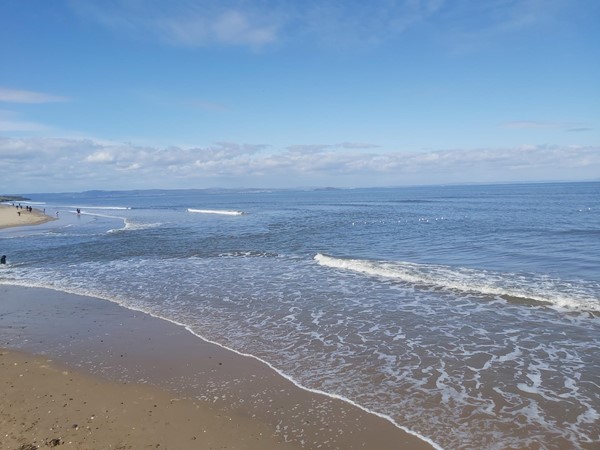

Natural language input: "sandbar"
[0,204,55,230]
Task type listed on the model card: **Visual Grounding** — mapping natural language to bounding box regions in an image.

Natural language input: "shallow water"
[2,183,599,449]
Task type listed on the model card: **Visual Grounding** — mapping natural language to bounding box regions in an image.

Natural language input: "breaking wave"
[314,254,600,313]
[187,208,244,216]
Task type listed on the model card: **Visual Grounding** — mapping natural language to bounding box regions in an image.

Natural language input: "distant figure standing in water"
[1,255,6,264]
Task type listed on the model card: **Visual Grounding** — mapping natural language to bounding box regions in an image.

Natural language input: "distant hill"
[0,195,30,202]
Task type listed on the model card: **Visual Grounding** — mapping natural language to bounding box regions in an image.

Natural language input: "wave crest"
[314,254,600,313]
[187,208,244,216]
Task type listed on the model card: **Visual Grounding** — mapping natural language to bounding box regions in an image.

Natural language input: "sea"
[1,182,599,450]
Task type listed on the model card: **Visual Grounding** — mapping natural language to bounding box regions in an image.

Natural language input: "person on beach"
[1,255,6,264]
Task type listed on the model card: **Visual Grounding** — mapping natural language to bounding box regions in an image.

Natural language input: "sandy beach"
[0,204,55,230]
[0,284,435,450]
[1,348,298,450]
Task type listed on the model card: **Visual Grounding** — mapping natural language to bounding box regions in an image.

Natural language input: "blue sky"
[1,0,599,192]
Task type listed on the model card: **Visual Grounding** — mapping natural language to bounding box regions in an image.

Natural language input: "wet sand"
[0,204,54,230]
[1,348,298,449]
[0,285,436,449]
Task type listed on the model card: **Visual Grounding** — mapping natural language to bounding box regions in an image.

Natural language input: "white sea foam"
[108,219,161,233]
[314,254,600,313]
[17,201,47,205]
[68,211,157,232]
[187,208,244,216]
[4,250,599,450]
[217,251,278,258]
[68,211,140,233]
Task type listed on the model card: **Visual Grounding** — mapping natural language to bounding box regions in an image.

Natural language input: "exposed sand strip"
[0,204,54,230]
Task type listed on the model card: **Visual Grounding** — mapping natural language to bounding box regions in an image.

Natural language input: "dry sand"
[0,285,436,450]
[0,204,54,230]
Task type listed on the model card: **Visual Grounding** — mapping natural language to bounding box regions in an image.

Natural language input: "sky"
[1,0,599,193]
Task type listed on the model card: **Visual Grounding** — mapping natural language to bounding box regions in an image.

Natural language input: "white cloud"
[341,142,381,149]
[286,142,380,154]
[1,136,598,191]
[86,151,115,163]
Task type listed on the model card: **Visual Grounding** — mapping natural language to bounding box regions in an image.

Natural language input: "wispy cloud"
[286,144,334,154]
[72,1,281,49]
[293,0,446,48]
[432,0,571,53]
[157,9,279,49]
[70,0,573,51]
[0,110,53,132]
[286,142,381,154]
[501,121,563,130]
[0,88,68,104]
[0,119,51,133]
[502,120,594,133]
[340,142,380,149]
[567,127,593,133]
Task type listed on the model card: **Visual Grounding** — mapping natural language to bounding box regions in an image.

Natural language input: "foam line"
[187,208,244,216]
[17,201,47,205]
[0,280,443,450]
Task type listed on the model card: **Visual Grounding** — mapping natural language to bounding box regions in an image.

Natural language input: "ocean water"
[1,182,599,449]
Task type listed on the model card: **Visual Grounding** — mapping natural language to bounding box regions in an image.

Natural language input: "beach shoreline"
[0,204,55,230]
[0,284,436,449]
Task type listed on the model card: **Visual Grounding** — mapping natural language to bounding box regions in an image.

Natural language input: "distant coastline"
[12,179,599,197]
[0,195,31,202]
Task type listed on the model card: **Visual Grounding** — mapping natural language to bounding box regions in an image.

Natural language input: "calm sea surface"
[2,183,599,449]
